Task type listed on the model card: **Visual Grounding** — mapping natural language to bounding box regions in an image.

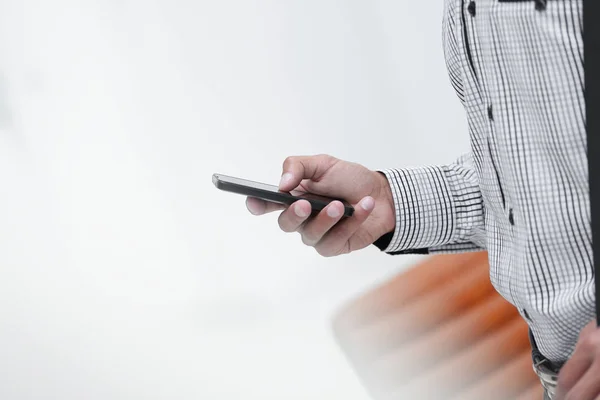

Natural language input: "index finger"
[279,155,337,191]
[556,340,596,397]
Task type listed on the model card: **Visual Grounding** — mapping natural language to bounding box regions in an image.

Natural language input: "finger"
[314,196,375,257]
[299,201,345,246]
[556,327,599,398]
[556,350,594,398]
[560,360,600,400]
[277,200,312,232]
[582,320,599,335]
[246,197,285,215]
[279,155,337,191]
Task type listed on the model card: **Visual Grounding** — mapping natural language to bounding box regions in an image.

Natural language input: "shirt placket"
[463,1,519,221]
[461,0,517,301]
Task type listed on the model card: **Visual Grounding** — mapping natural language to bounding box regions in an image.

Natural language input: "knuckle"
[316,154,336,166]
[283,156,296,170]
[355,229,375,246]
[301,233,318,246]
[339,242,351,256]
[315,245,334,258]
[277,213,294,232]
[315,241,345,257]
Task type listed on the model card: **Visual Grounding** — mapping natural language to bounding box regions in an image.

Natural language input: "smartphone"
[212,173,354,217]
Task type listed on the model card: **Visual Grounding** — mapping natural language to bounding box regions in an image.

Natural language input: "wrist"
[374,171,396,233]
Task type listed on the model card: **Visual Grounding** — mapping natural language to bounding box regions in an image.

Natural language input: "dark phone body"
[212,173,354,217]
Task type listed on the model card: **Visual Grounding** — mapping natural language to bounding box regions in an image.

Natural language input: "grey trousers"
[529,329,563,400]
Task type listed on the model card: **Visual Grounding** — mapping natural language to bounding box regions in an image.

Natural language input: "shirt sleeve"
[374,153,486,255]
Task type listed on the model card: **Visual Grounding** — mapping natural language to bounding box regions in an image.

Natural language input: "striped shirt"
[376,0,594,363]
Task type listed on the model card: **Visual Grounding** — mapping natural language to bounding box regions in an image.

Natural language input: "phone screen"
[214,174,281,193]
[214,174,351,206]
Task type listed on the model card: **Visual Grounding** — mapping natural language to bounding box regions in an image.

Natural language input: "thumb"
[279,155,337,191]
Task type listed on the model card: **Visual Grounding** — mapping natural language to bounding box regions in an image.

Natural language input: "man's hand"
[245,154,396,257]
[555,320,600,400]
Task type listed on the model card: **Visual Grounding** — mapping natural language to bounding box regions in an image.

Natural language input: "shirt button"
[467,1,476,16]
[509,208,515,225]
[487,105,494,121]
[534,0,547,11]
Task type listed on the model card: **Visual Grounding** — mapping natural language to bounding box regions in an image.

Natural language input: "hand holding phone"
[214,154,396,257]
[213,173,355,217]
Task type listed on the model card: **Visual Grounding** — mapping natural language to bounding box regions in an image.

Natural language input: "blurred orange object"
[332,252,540,400]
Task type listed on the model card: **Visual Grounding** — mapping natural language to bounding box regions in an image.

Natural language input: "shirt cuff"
[376,165,482,254]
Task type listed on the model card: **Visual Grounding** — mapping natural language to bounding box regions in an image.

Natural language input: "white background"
[0,1,469,399]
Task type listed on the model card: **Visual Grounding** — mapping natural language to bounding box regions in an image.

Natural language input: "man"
[246,0,599,399]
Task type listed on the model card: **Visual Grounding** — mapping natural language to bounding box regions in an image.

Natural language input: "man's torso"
[441,0,594,362]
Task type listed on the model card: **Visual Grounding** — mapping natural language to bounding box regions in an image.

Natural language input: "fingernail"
[295,204,309,218]
[361,197,375,211]
[279,173,293,188]
[327,205,341,218]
